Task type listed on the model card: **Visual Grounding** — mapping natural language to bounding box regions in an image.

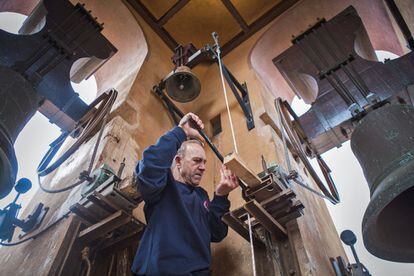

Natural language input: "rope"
[213,32,239,154]
[247,213,257,276]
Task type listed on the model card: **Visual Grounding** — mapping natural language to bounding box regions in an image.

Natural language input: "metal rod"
[153,85,249,191]
[350,244,361,266]
[247,213,257,276]
[157,88,224,162]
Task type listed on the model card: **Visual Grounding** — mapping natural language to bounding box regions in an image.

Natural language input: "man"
[132,113,239,275]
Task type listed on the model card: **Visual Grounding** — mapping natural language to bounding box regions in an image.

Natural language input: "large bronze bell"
[351,104,414,262]
[0,66,40,198]
[164,66,201,103]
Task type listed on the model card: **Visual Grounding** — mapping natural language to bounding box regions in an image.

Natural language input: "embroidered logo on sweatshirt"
[203,200,210,211]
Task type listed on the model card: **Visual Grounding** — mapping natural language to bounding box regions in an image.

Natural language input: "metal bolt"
[284,244,288,249]
[289,269,295,275]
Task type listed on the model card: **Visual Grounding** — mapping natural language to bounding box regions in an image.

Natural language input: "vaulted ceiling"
[125,0,300,56]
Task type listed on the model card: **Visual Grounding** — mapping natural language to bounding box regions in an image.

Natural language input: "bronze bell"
[351,104,414,262]
[0,66,40,198]
[164,66,201,103]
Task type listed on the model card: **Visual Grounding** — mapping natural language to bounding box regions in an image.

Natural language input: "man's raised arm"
[136,126,187,204]
[136,113,204,204]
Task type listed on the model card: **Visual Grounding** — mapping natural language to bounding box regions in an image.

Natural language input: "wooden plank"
[261,188,294,206]
[260,111,295,153]
[78,210,132,243]
[224,152,262,187]
[87,193,117,214]
[100,230,143,255]
[244,200,287,239]
[271,200,304,219]
[92,191,121,211]
[222,211,264,246]
[70,203,99,224]
[222,212,250,242]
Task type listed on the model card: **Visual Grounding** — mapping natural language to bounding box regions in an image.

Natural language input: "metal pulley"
[351,104,414,262]
[164,65,201,103]
[0,66,41,198]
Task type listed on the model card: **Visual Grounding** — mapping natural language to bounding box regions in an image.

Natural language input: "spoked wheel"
[36,89,118,193]
[275,98,340,204]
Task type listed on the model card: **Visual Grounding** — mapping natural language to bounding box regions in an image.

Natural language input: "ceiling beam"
[221,0,249,32]
[125,0,178,51]
[221,0,300,56]
[158,0,190,26]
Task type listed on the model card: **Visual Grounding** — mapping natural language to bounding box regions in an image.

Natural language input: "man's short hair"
[176,139,204,157]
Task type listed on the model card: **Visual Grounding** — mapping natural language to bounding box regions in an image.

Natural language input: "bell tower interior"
[0,0,413,275]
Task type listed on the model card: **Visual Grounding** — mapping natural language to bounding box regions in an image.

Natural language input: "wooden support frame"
[222,210,264,246]
[78,210,132,243]
[244,200,287,239]
[222,172,304,246]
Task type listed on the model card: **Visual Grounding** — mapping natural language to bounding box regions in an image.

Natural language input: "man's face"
[177,143,207,186]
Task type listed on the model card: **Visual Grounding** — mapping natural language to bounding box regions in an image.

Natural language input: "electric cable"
[37,89,117,193]
[37,89,117,176]
[0,210,72,246]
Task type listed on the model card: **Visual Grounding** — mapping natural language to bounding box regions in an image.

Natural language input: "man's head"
[173,139,206,186]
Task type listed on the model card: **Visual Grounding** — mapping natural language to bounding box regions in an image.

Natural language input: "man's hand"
[179,113,204,140]
[216,165,239,196]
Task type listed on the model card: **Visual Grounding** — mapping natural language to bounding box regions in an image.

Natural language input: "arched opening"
[0,10,100,209]
[71,76,98,105]
[0,11,26,34]
[375,50,400,62]
[291,95,312,117]
[0,11,61,210]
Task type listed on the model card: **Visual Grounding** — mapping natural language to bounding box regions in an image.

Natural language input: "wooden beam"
[224,152,262,187]
[78,210,132,242]
[260,111,295,153]
[158,0,190,26]
[100,229,144,254]
[124,0,178,51]
[244,200,287,239]
[222,212,263,246]
[221,0,300,56]
[221,0,249,32]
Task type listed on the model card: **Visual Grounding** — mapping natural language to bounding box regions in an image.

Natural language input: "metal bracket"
[221,66,255,130]
[187,44,255,130]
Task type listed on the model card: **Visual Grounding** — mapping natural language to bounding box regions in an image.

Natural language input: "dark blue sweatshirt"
[132,126,230,275]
